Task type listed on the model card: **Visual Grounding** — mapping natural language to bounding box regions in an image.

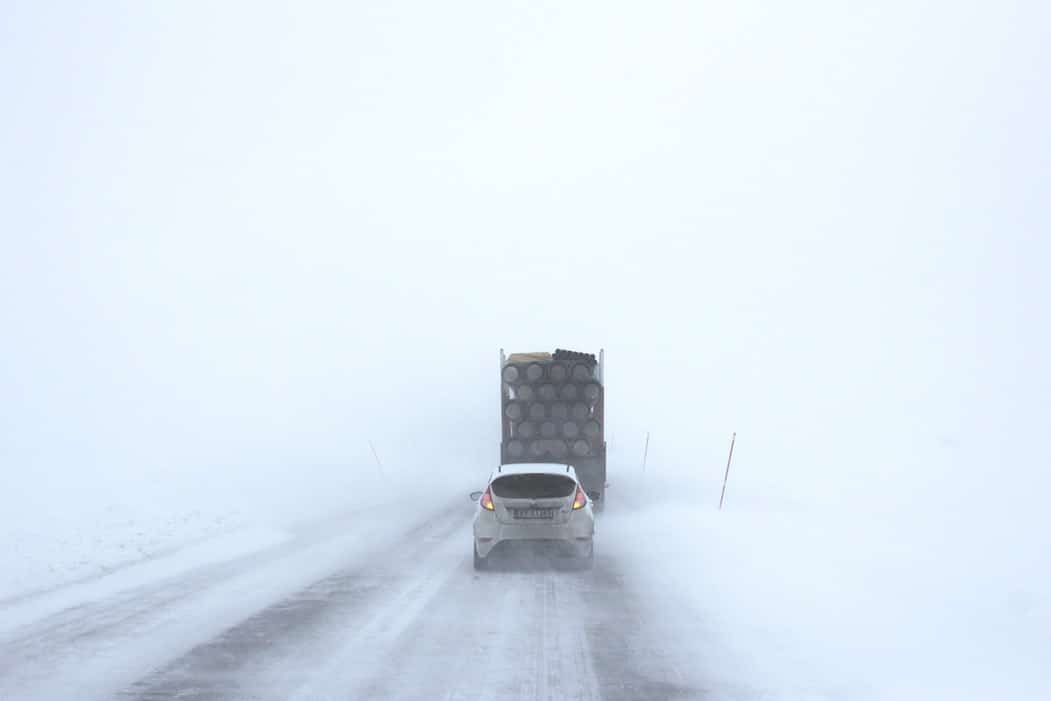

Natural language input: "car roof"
[494,462,577,478]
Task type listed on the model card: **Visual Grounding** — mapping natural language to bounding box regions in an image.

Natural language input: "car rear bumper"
[473,515,594,558]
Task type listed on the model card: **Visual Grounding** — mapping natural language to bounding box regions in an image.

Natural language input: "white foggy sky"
[1,2,1048,506]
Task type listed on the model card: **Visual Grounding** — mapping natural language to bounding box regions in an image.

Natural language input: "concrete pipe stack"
[500,349,604,464]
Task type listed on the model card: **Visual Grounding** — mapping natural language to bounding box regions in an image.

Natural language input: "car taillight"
[572,485,587,510]
[481,486,495,511]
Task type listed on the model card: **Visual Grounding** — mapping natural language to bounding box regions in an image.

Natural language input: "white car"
[470,463,597,570]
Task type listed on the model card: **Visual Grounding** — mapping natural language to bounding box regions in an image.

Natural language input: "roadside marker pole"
[369,440,384,474]
[719,432,736,510]
[641,432,650,473]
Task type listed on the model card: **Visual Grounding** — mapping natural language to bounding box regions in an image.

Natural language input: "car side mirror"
[587,491,601,501]
[469,491,483,501]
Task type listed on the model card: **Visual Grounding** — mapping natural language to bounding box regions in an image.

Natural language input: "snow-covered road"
[0,496,705,701]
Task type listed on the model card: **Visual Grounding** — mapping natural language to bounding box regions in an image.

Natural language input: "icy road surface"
[0,497,706,701]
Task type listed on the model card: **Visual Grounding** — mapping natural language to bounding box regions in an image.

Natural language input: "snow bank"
[0,501,249,602]
[0,525,289,634]
[604,467,1051,701]
[0,454,475,604]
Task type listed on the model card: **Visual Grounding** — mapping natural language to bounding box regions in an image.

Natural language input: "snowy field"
[607,468,1051,700]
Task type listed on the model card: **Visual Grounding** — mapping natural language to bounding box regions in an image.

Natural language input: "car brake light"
[481,486,495,511]
[572,485,587,510]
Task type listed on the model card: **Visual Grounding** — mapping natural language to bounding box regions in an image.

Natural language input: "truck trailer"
[499,348,607,502]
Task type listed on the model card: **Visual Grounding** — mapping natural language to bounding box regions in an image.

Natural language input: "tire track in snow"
[122,513,705,700]
[122,505,470,700]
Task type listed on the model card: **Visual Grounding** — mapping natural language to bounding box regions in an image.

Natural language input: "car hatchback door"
[488,473,577,525]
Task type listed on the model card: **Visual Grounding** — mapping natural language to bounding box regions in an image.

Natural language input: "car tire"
[473,543,488,571]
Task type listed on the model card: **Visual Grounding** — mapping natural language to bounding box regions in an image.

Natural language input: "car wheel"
[473,543,488,571]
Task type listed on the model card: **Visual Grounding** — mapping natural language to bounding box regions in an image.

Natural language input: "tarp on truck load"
[506,352,553,364]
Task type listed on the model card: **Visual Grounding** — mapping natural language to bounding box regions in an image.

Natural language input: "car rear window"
[491,474,576,499]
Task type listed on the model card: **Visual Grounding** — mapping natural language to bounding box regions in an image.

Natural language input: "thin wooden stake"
[369,440,384,474]
[719,432,736,510]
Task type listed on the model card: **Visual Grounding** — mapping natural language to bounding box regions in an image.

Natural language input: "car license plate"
[513,508,555,520]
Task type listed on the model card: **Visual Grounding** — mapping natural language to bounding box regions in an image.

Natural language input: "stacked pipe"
[501,350,603,463]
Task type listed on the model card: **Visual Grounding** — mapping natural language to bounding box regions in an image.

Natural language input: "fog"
[3,0,1049,566]
[2,4,1050,699]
